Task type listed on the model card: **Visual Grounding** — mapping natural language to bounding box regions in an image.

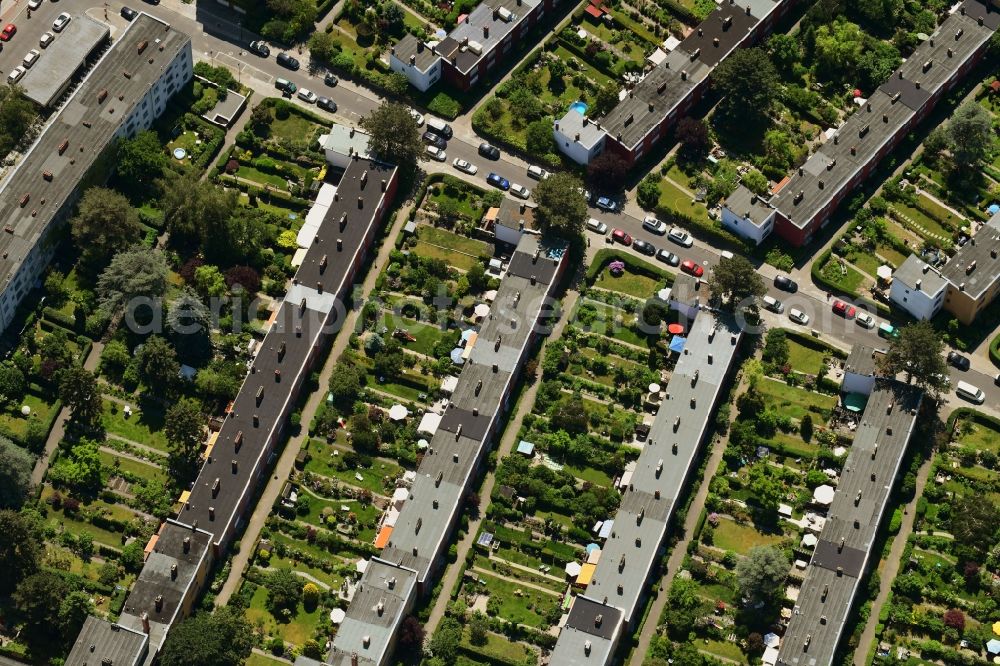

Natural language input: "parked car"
[276,52,300,70]
[878,322,900,339]
[22,49,40,69]
[586,218,608,235]
[633,239,656,256]
[316,96,337,112]
[762,295,784,314]
[486,172,509,191]
[642,215,667,235]
[248,40,270,57]
[656,249,680,266]
[527,165,550,180]
[52,13,72,33]
[595,196,618,212]
[8,66,26,84]
[27,0,42,9]
[611,228,632,245]
[324,72,339,87]
[509,183,531,199]
[422,131,446,149]
[947,350,971,371]
[408,109,424,126]
[452,158,477,175]
[855,311,876,329]
[121,7,139,20]
[832,299,856,319]
[788,308,809,325]
[1,24,17,41]
[667,227,694,248]
[297,88,317,104]
[274,77,296,95]
[478,143,501,160]
[680,259,704,277]
[39,32,53,48]
[425,145,446,162]
[774,274,798,292]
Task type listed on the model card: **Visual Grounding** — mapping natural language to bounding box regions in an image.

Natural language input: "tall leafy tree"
[879,321,949,393]
[97,247,169,316]
[0,437,34,509]
[533,172,587,237]
[735,545,789,606]
[712,47,778,123]
[265,568,303,614]
[0,509,42,594]
[58,367,103,427]
[137,336,180,389]
[158,607,253,666]
[70,188,142,271]
[160,175,240,250]
[165,398,205,483]
[946,101,994,169]
[115,130,167,197]
[707,254,766,312]
[359,101,423,166]
[49,440,103,494]
[14,571,71,644]
[0,361,26,406]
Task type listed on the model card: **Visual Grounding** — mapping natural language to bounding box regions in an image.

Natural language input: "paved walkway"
[853,453,934,666]
[422,289,580,637]
[215,200,417,606]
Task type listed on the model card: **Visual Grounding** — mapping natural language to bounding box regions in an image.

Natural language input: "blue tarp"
[669,335,687,353]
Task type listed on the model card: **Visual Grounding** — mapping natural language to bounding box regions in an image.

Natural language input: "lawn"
[460,628,537,664]
[244,584,324,647]
[102,400,169,452]
[303,439,403,494]
[658,177,710,222]
[236,165,288,189]
[769,430,820,459]
[564,463,613,487]
[417,225,489,257]
[848,249,882,278]
[98,450,168,486]
[473,571,561,628]
[786,336,832,375]
[384,316,457,358]
[267,552,344,589]
[757,377,836,423]
[954,414,1000,454]
[892,203,954,243]
[365,368,435,402]
[819,254,866,294]
[552,45,613,87]
[915,194,964,230]
[703,639,748,663]
[269,109,327,142]
[299,491,381,530]
[246,653,289,666]
[0,392,56,440]
[593,266,663,299]
[411,240,480,271]
[710,518,784,555]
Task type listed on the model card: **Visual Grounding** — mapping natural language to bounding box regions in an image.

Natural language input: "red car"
[832,299,856,319]
[680,259,704,277]
[1,24,16,41]
[611,228,632,245]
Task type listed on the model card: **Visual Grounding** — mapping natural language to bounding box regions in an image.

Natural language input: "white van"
[425,116,453,139]
[586,218,608,234]
[955,380,985,404]
[762,295,784,313]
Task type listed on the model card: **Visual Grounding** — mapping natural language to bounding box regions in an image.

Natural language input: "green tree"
[533,172,587,237]
[44,271,71,307]
[551,394,588,434]
[58,590,95,636]
[137,336,180,390]
[373,337,404,379]
[49,440,103,493]
[879,321,949,392]
[735,545,789,606]
[328,363,363,411]
[946,101,995,169]
[429,616,462,664]
[0,361,26,406]
[308,31,340,64]
[525,119,554,157]
[592,81,620,117]
[814,20,864,82]
[100,340,131,380]
[742,169,769,196]
[14,571,71,643]
[0,509,42,594]
[663,577,701,638]
[675,117,710,158]
[165,398,205,484]
[158,607,253,666]
[762,329,790,367]
[949,494,999,559]
[97,246,169,316]
[747,462,783,517]
[160,175,240,250]
[265,568,303,614]
[0,87,38,160]
[115,130,167,197]
[193,265,227,298]
[767,33,800,74]
[712,47,778,123]
[0,438,34,509]
[359,101,423,166]
[59,367,103,427]
[800,413,814,442]
[71,188,141,271]
[851,0,903,33]
[637,173,662,210]
[469,610,489,646]
[707,255,766,311]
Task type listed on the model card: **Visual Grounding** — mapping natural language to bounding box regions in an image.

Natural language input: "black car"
[324,72,339,86]
[774,274,798,292]
[633,239,656,256]
[656,249,680,266]
[248,40,270,57]
[478,142,500,160]
[422,131,446,149]
[276,52,300,70]
[121,6,139,20]
[317,97,337,112]
[947,351,970,371]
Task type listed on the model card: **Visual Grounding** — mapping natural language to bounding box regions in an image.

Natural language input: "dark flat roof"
[66,617,148,666]
[679,5,758,68]
[435,0,542,75]
[19,14,110,108]
[939,214,1000,299]
[565,596,621,640]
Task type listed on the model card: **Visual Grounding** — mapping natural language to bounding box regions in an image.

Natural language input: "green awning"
[843,392,868,413]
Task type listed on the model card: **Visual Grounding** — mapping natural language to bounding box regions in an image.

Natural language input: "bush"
[426,92,461,119]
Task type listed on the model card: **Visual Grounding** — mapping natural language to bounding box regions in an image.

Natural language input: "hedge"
[652,200,747,252]
[990,331,1000,368]
[781,327,848,360]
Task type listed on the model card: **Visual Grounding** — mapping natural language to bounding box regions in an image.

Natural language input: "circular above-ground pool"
[172,147,187,160]
[569,100,588,115]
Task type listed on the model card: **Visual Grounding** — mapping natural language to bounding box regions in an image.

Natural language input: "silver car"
[510,183,531,199]
[452,158,477,175]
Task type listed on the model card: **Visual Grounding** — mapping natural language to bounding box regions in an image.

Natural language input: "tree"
[946,102,994,169]
[165,398,205,483]
[137,336,180,389]
[663,577,701,638]
[160,175,239,250]
[59,366,103,427]
[398,616,425,652]
[747,462,784,518]
[707,255,766,311]
[359,101,422,166]
[712,47,778,123]
[879,321,950,392]
[0,361,26,406]
[813,20,864,82]
[193,265,227,299]
[373,337,404,379]
[762,330,789,367]
[302,582,320,609]
[71,188,141,270]
[158,607,253,666]
[852,0,903,34]
[592,81,620,117]
[587,152,629,188]
[224,266,262,295]
[469,610,489,646]
[266,568,302,614]
[533,172,587,237]
[97,246,169,316]
[429,616,462,664]
[58,590,95,636]
[115,130,167,197]
[49,440,103,494]
[0,437,33,509]
[943,608,965,632]
[14,571,71,643]
[0,87,38,160]
[767,33,800,74]
[167,289,213,363]
[525,119,555,157]
[949,494,999,558]
[742,169,769,196]
[637,174,662,210]
[735,545,789,606]
[675,117,710,158]
[551,394,588,434]
[800,414,814,442]
[0,509,42,593]
[328,363,363,411]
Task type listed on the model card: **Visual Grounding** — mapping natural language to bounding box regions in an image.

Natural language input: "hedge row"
[990,332,1000,368]
[586,248,674,287]
[780,327,848,360]
[652,200,747,253]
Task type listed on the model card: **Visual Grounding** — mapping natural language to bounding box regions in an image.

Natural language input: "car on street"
[586,218,608,235]
[667,227,694,248]
[510,183,531,199]
[527,165,550,180]
[316,96,337,112]
[22,49,40,69]
[422,131,446,149]
[425,145,446,161]
[276,52,300,70]
[788,308,809,325]
[947,350,971,371]
[611,228,632,245]
[8,66,26,84]
[855,311,876,329]
[762,295,784,314]
[774,274,798,292]
[680,259,704,277]
[642,215,667,235]
[486,172,509,191]
[478,143,501,160]
[248,40,270,57]
[656,249,680,266]
[633,239,656,256]
[994,373,1000,387]
[1,24,17,41]
[121,7,140,20]
[595,196,618,212]
[878,322,900,340]
[832,299,856,319]
[408,109,424,126]
[324,72,339,86]
[274,78,297,95]
[452,158,477,175]
[52,13,72,33]
[28,0,42,9]
[297,88,317,104]
[39,32,53,48]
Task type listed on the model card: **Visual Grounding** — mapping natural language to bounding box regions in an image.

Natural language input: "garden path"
[487,554,567,584]
[104,434,167,459]
[469,566,562,597]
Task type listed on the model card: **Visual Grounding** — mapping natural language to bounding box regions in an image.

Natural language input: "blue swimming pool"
[569,101,588,115]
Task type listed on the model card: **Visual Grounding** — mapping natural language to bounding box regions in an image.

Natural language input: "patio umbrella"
[450,348,465,365]
[993,620,1000,635]
[813,485,835,505]
[876,265,893,281]
[388,404,409,421]
[667,323,685,335]
[586,543,600,555]
[330,608,346,624]
[801,533,818,548]
[988,639,1000,654]
[669,335,687,353]
[474,303,490,318]
[648,383,661,394]
[565,562,582,577]
[763,633,780,648]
